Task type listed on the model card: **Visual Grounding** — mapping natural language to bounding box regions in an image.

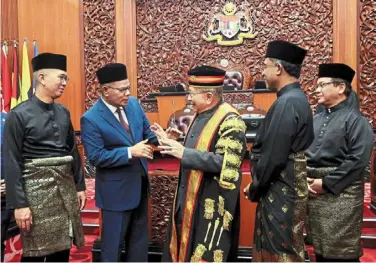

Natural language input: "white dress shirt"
[102,97,132,158]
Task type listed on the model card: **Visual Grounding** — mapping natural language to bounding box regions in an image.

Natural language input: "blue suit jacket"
[81,97,158,211]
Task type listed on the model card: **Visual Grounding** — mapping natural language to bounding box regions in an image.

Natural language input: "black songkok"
[96,63,128,85]
[265,40,307,65]
[31,53,67,72]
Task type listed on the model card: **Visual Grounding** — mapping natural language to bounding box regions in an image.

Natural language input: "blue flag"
[32,40,39,93]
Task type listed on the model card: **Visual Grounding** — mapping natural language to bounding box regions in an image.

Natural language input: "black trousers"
[315,254,360,262]
[21,249,70,262]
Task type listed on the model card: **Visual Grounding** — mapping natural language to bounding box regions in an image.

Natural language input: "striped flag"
[1,43,11,112]
[11,43,21,109]
[20,40,31,102]
[32,40,38,93]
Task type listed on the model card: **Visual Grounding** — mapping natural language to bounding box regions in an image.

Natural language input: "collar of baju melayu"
[32,95,54,111]
[325,98,349,114]
[276,81,301,97]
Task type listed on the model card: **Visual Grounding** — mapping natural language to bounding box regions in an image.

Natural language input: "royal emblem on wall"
[203,2,257,46]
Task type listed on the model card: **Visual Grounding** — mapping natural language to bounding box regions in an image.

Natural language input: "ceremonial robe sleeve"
[67,120,86,192]
[323,117,374,194]
[250,101,297,201]
[181,114,246,174]
[3,112,29,208]
[81,116,132,168]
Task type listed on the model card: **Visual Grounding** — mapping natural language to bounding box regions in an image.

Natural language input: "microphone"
[170,99,178,129]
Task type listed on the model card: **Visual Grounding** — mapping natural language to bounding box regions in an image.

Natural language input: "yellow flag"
[20,41,31,102]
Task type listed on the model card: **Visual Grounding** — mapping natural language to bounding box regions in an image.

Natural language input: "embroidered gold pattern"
[268,193,274,203]
[204,199,215,220]
[215,137,243,153]
[219,116,247,135]
[268,214,273,221]
[213,249,224,263]
[204,222,212,243]
[282,186,287,195]
[222,168,239,181]
[225,153,241,167]
[218,196,225,216]
[209,218,220,250]
[190,244,207,262]
[282,204,288,213]
[223,211,233,231]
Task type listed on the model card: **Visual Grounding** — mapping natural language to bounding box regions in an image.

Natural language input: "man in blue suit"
[81,63,158,262]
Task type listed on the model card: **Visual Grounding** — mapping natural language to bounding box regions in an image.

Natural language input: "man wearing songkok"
[4,53,86,262]
[244,40,314,262]
[153,65,247,262]
[305,63,373,262]
[81,63,158,262]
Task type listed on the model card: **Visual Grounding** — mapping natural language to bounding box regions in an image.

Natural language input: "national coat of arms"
[203,2,257,46]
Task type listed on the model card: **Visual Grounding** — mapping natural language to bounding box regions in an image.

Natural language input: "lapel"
[98,98,134,145]
[124,101,136,140]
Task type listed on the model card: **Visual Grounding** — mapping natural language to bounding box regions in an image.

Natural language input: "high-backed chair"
[211,61,252,90]
[167,105,196,135]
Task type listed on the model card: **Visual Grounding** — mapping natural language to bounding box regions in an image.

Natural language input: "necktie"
[116,108,131,134]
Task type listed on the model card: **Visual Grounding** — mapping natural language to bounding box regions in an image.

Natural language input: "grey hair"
[270,58,302,79]
[206,87,223,99]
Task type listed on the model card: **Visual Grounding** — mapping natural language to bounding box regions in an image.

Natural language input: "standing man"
[81,63,158,262]
[305,63,373,262]
[154,65,247,262]
[4,53,86,262]
[244,40,314,262]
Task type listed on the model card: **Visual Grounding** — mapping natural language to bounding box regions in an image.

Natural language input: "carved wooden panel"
[150,172,179,245]
[136,0,333,109]
[83,0,116,110]
[359,0,376,129]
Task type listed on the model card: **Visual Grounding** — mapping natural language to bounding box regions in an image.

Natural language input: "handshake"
[129,123,184,160]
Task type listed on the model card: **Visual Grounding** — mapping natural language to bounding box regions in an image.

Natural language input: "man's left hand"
[77,191,86,210]
[308,178,323,195]
[158,138,185,159]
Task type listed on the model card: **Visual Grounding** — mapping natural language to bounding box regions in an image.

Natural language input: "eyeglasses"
[316,81,341,89]
[187,91,208,97]
[58,75,69,83]
[106,85,131,93]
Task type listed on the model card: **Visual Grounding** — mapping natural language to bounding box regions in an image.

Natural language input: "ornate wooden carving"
[141,100,158,112]
[359,0,376,129]
[150,171,179,245]
[83,0,116,110]
[136,0,333,109]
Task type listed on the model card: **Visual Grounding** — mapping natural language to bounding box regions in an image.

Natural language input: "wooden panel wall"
[16,0,84,130]
[1,0,18,41]
[333,0,360,91]
[116,0,138,97]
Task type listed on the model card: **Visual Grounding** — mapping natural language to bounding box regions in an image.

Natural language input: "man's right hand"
[15,207,33,232]
[130,139,153,159]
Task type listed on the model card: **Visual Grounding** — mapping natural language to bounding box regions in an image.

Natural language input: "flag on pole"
[1,43,12,112]
[20,40,31,102]
[32,40,38,93]
[11,42,21,109]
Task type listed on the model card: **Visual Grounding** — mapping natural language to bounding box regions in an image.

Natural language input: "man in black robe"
[305,63,373,262]
[3,53,85,262]
[152,65,247,262]
[244,40,314,262]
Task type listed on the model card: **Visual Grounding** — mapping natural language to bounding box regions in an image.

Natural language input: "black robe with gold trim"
[163,102,247,262]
